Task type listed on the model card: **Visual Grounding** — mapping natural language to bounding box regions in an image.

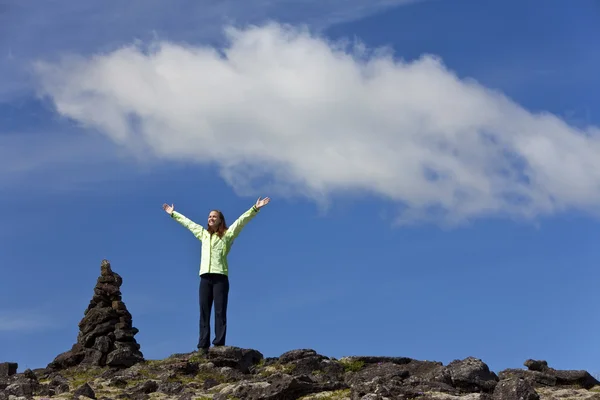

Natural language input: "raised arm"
[163,203,206,241]
[224,197,270,243]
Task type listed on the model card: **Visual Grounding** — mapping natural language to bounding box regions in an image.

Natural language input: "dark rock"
[106,347,144,368]
[0,363,17,378]
[93,336,113,354]
[78,320,119,347]
[498,369,557,387]
[49,374,70,394]
[3,368,41,397]
[341,355,413,366]
[95,283,121,297]
[177,392,194,400]
[36,383,54,397]
[130,380,158,394]
[112,301,127,311]
[79,307,119,334]
[48,259,144,370]
[21,368,37,382]
[203,378,220,390]
[115,327,139,341]
[108,377,128,388]
[5,381,34,397]
[157,381,184,395]
[278,349,319,363]
[99,368,121,380]
[493,378,539,400]
[399,360,458,395]
[347,362,410,399]
[48,343,86,370]
[74,382,96,399]
[446,356,499,392]
[524,360,549,373]
[521,360,599,389]
[554,370,600,389]
[170,361,199,375]
[276,349,345,383]
[208,346,263,374]
[81,348,106,366]
[346,362,409,385]
[243,372,344,400]
[114,341,141,351]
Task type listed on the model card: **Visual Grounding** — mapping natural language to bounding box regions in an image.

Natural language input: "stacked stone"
[48,260,144,370]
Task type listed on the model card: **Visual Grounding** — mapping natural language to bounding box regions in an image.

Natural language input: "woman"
[162,197,271,353]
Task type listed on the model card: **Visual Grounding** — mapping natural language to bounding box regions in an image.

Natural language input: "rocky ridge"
[1,350,599,400]
[1,260,598,400]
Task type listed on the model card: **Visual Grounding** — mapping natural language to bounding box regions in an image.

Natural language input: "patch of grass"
[339,359,364,373]
[61,366,108,389]
[258,362,296,377]
[135,367,153,378]
[189,353,209,364]
[165,369,228,386]
[299,388,351,399]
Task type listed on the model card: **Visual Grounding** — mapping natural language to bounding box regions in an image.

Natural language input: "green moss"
[62,366,108,389]
[298,388,351,399]
[339,359,364,373]
[165,369,227,386]
[257,361,296,377]
[189,353,209,364]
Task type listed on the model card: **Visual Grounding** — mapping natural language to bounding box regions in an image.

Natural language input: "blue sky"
[2,0,600,377]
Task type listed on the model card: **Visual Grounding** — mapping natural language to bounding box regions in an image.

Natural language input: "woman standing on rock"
[162,197,271,354]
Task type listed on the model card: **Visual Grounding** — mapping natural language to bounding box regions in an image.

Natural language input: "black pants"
[198,273,229,349]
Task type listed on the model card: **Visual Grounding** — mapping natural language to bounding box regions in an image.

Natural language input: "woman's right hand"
[163,203,174,215]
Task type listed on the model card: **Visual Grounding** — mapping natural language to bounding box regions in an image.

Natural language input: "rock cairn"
[48,259,144,370]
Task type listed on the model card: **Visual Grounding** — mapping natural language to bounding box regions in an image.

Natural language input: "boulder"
[0,363,17,378]
[498,368,556,387]
[207,346,263,374]
[74,382,96,399]
[446,356,499,393]
[522,359,600,389]
[493,377,539,400]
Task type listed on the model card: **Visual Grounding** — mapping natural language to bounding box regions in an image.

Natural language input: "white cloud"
[33,23,600,225]
[0,0,419,100]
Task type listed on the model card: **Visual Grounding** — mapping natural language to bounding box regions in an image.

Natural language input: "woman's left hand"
[255,197,271,209]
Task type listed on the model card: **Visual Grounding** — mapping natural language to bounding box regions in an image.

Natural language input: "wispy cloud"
[0,309,60,333]
[32,22,600,226]
[0,130,138,194]
[0,0,417,100]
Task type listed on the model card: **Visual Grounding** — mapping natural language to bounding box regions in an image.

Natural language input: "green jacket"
[171,205,260,276]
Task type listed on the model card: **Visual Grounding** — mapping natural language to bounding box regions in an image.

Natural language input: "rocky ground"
[1,348,599,400]
[2,260,598,399]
